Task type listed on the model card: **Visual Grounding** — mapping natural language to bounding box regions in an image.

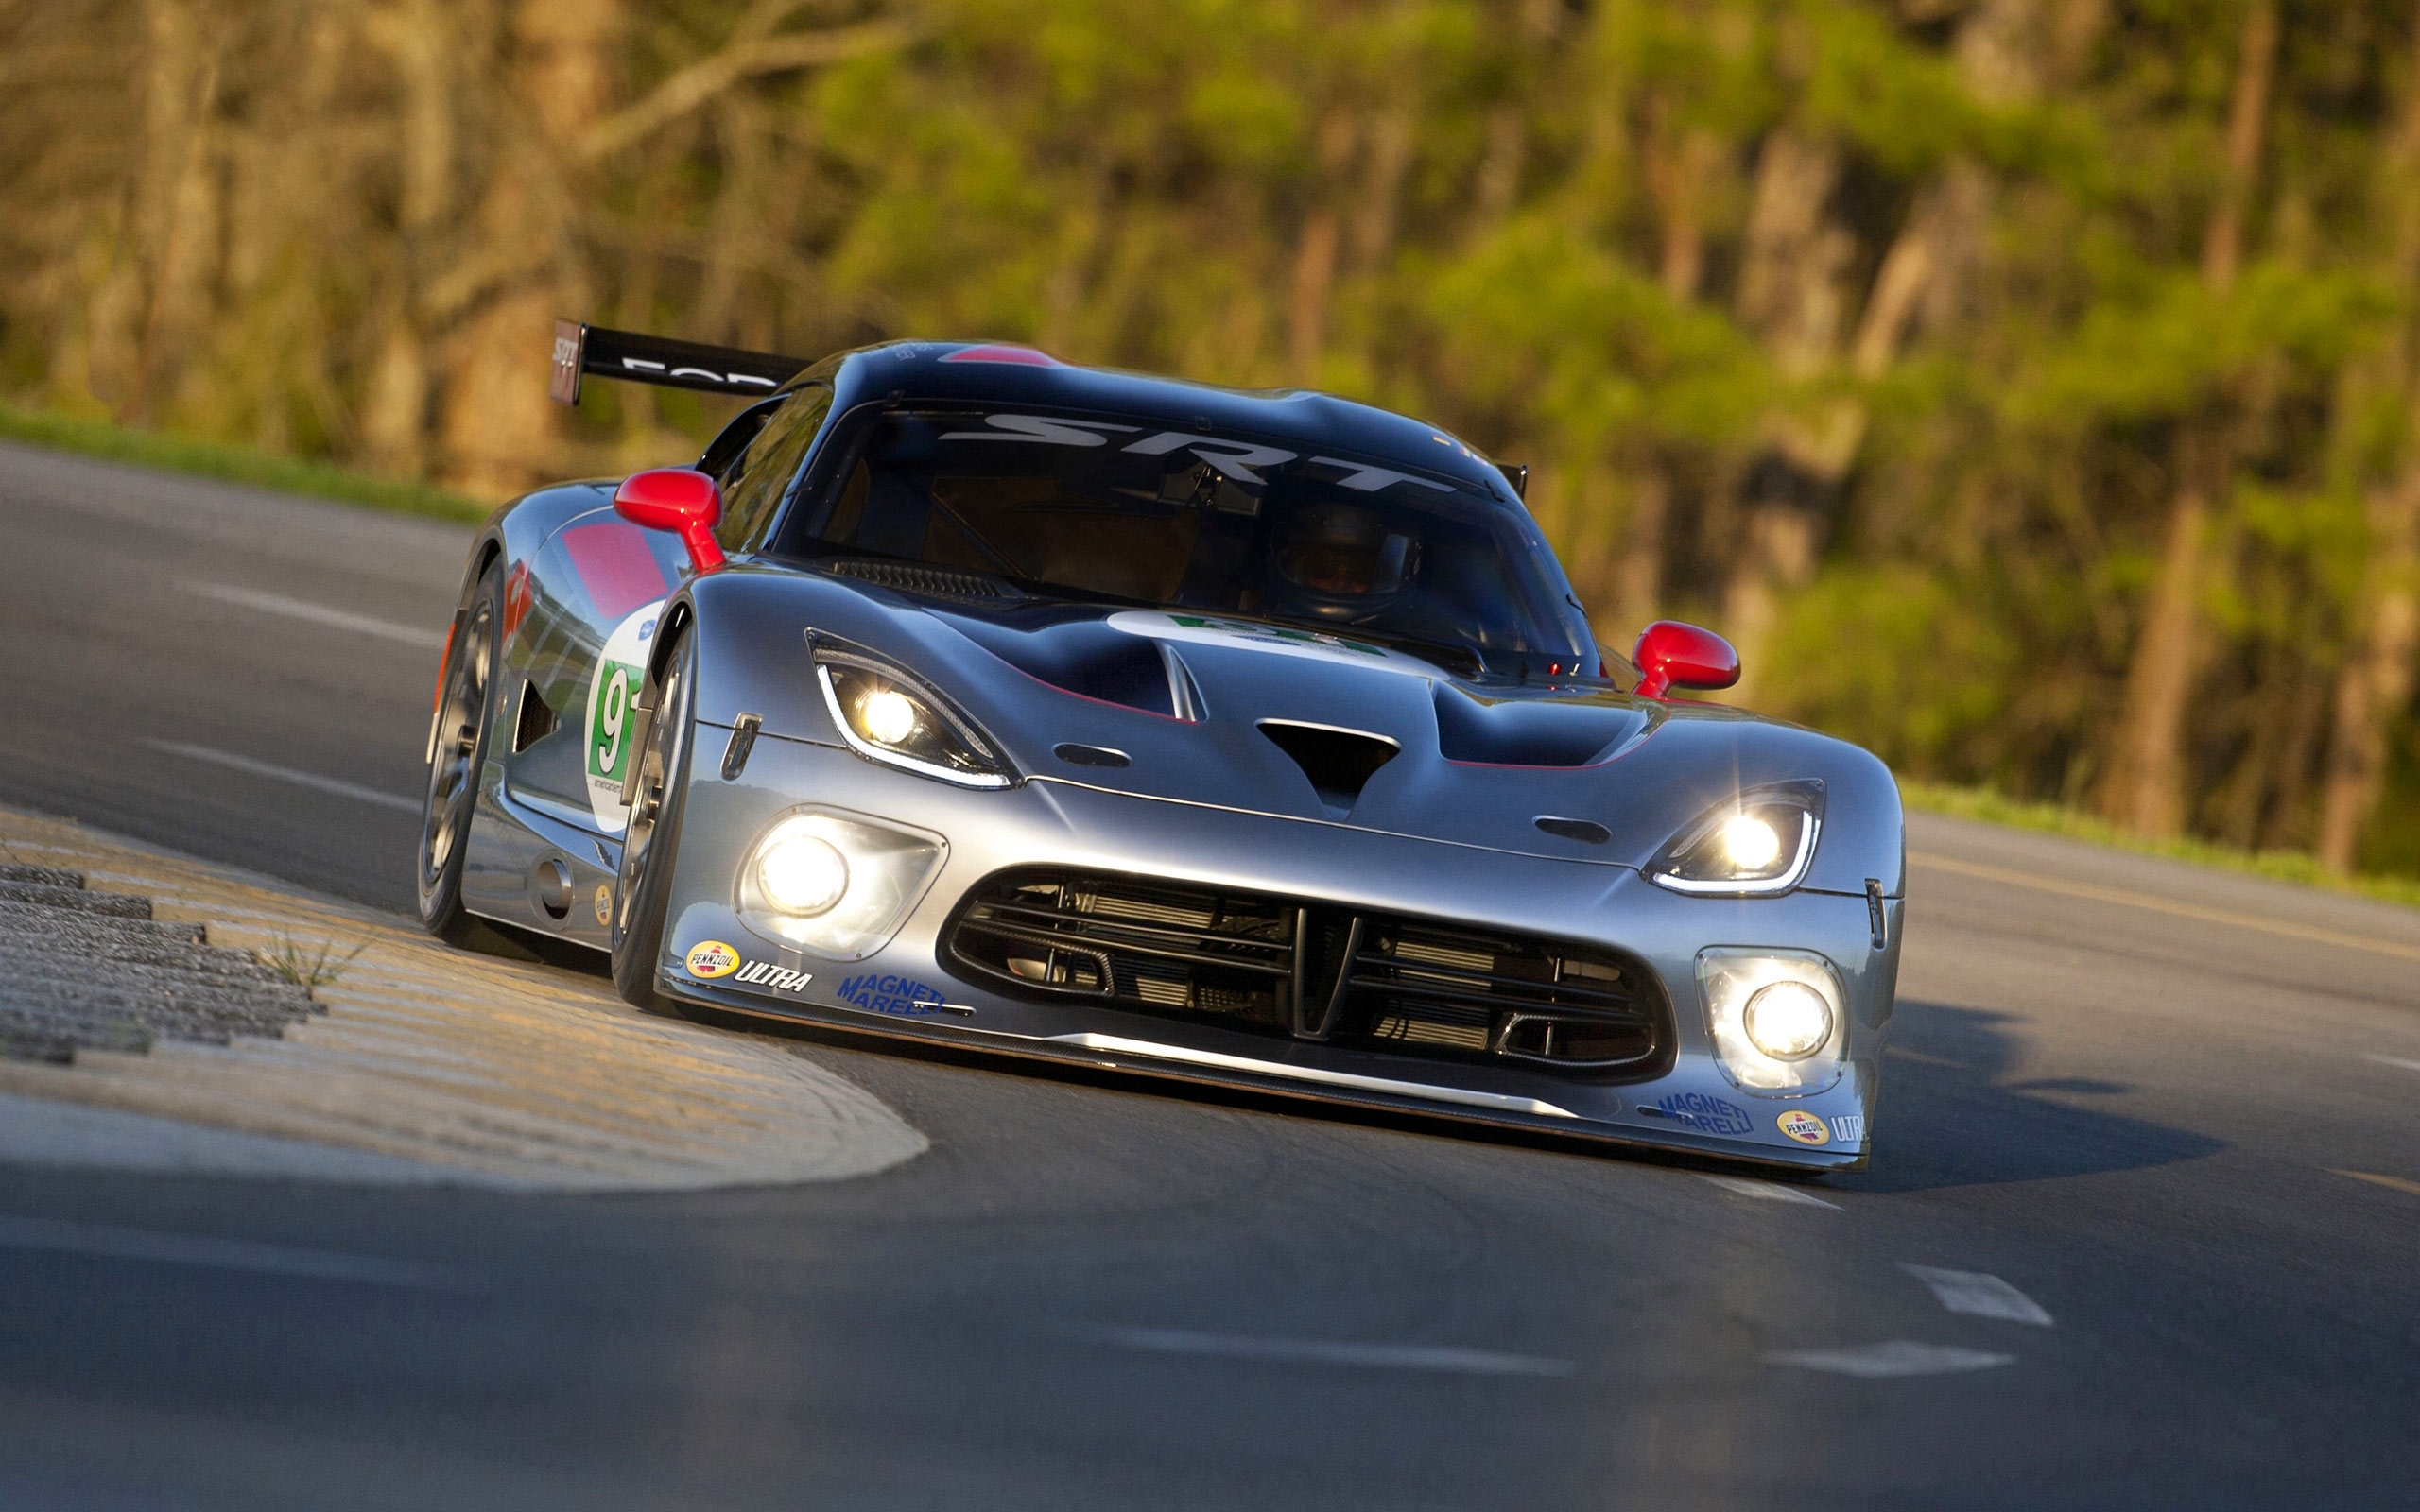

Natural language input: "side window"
[716,386,832,551]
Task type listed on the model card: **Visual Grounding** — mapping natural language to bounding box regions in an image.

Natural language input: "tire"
[418,559,506,947]
[610,622,698,1012]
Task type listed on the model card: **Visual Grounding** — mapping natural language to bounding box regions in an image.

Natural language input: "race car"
[416,322,1904,1172]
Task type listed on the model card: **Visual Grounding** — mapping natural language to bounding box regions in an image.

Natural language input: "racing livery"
[417,323,1905,1173]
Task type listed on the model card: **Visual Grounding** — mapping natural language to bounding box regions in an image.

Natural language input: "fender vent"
[512,681,558,752]
[1258,721,1398,813]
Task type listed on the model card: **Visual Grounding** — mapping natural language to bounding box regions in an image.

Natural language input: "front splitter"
[661,975,1867,1176]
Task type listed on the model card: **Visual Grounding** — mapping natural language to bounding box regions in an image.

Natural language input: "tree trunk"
[2315,0,2420,871]
[438,0,621,496]
[2100,0,2277,836]
[2319,481,2420,868]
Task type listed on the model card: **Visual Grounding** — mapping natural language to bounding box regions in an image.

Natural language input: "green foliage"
[9,0,2420,878]
[0,404,485,524]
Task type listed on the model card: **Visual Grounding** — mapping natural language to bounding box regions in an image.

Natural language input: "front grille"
[944,868,1671,1076]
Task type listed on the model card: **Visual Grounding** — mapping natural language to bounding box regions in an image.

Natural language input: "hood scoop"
[932,609,1193,718]
[1431,683,1643,767]
[1259,721,1399,814]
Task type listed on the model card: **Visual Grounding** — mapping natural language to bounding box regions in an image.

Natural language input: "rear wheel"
[419,561,503,947]
[610,623,697,1011]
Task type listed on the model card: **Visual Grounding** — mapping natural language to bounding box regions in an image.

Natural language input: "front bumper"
[660,729,1900,1173]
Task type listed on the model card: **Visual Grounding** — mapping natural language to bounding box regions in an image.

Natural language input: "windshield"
[776,406,1586,664]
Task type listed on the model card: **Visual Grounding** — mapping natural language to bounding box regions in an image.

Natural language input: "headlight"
[811,644,1014,789]
[1742,980,1832,1060]
[755,833,849,917]
[1699,948,1846,1093]
[1650,781,1824,895]
[738,810,945,958]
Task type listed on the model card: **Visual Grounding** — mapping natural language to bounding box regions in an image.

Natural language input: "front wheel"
[419,561,502,946]
[610,622,696,1011]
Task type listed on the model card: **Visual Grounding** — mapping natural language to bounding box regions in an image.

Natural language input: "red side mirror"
[613,468,726,575]
[1633,620,1740,700]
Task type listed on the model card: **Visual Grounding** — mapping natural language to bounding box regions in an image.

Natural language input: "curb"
[0,805,927,1191]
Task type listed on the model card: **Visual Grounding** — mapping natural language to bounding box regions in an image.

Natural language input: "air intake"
[1258,721,1398,813]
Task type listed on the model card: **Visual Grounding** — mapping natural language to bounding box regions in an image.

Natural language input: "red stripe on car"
[562,522,673,620]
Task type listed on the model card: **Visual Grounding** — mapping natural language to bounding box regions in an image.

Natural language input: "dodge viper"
[415,323,1904,1172]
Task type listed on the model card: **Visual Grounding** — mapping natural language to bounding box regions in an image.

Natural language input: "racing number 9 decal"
[593,665,633,780]
[583,600,666,834]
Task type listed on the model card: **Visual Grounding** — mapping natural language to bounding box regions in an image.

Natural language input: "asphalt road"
[1,442,2415,1510]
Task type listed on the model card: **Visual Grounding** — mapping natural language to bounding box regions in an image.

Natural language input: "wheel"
[611,621,698,1011]
[419,559,506,947]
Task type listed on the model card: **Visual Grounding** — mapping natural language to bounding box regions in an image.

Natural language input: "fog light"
[857,688,919,747]
[1720,814,1782,872]
[738,810,946,960]
[1697,948,1848,1094]
[1742,980,1832,1060]
[756,834,849,917]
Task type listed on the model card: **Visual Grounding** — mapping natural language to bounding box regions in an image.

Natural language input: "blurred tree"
[4,0,2420,876]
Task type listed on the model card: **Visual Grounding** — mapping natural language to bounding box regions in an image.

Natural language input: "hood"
[685,564,1903,894]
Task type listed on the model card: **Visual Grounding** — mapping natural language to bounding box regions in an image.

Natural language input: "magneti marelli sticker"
[584,600,666,833]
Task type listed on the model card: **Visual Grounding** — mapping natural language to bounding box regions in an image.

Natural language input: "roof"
[817,340,1517,500]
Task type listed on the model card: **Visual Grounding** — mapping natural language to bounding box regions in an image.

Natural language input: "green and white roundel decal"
[584,600,666,834]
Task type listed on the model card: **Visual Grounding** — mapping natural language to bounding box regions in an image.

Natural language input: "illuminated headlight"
[1742,980,1832,1060]
[738,810,944,959]
[1699,949,1846,1093]
[755,833,849,917]
[813,644,1013,789]
[1651,781,1824,896]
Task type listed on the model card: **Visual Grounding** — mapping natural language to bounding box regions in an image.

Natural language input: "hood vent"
[1258,721,1399,813]
[1432,684,1641,767]
[825,558,1028,603]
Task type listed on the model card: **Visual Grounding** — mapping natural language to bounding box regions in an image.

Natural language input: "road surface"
[1,443,2414,1509]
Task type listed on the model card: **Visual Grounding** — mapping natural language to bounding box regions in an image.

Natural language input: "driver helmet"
[1270,502,1420,618]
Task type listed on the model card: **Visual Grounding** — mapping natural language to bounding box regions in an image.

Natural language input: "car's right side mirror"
[614,468,726,575]
[1633,621,1740,700]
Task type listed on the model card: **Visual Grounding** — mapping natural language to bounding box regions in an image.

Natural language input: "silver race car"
[417,324,1904,1172]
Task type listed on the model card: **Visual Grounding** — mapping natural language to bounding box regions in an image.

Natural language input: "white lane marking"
[1073,1325,1574,1377]
[146,740,421,814]
[2362,1053,2420,1074]
[1900,1264,2053,1326]
[0,1215,476,1291]
[1766,1340,2015,1378]
[189,582,446,649]
[1700,1174,1842,1210]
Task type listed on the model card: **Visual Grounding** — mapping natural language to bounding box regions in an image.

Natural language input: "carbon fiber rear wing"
[549,320,814,405]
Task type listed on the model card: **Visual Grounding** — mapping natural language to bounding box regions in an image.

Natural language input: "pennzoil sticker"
[683,940,813,993]
[583,599,666,834]
[1776,1109,1831,1146]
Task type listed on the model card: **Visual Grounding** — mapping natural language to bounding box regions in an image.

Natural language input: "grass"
[1900,782,2420,911]
[0,402,489,524]
[256,935,369,991]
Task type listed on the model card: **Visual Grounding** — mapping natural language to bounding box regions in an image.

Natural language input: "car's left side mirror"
[1633,620,1739,700]
[614,468,726,574]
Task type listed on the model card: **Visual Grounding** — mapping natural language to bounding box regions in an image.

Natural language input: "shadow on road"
[1832,998,2223,1194]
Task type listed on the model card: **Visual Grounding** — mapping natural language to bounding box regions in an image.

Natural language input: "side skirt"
[459,763,619,952]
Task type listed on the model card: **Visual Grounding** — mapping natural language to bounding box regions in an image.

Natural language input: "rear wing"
[549,320,815,405]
